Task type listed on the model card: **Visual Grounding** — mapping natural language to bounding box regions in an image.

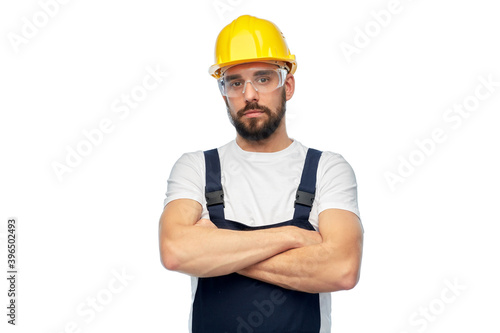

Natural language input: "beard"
[226,89,287,141]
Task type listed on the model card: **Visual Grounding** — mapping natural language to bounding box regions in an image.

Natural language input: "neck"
[236,122,292,152]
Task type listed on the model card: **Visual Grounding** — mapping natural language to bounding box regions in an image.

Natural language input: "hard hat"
[209,15,297,79]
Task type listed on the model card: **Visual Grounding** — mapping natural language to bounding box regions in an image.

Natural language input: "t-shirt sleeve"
[163,151,205,208]
[316,152,361,220]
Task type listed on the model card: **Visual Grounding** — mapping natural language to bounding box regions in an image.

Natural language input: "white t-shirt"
[164,139,360,226]
[163,139,361,333]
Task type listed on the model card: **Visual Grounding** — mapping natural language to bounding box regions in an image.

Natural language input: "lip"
[243,109,264,118]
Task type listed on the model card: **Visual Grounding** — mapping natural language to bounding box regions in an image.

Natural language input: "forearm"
[238,242,360,293]
[162,223,300,278]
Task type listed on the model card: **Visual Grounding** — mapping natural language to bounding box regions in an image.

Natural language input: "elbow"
[161,254,180,272]
[159,236,209,276]
[324,260,361,292]
[339,269,360,290]
[160,242,181,272]
[160,240,202,275]
[338,261,361,291]
[335,247,363,291]
[160,245,211,277]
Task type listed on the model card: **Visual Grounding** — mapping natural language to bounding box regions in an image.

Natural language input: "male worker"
[159,15,363,333]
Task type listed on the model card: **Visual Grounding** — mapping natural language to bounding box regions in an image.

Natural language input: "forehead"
[223,62,278,76]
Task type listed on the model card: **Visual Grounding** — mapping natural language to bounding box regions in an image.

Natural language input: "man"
[159,15,363,333]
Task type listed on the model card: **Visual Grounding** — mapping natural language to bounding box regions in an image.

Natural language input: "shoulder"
[318,151,356,182]
[289,139,313,159]
[173,150,205,170]
[172,141,234,171]
[289,141,355,177]
[296,141,355,176]
[313,149,360,219]
[319,151,353,169]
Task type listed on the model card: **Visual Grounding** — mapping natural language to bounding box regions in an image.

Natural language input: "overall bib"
[192,148,323,333]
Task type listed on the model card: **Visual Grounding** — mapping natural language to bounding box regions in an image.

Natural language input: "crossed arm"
[159,198,363,293]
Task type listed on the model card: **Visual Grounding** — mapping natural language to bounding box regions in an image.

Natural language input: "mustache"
[237,102,272,117]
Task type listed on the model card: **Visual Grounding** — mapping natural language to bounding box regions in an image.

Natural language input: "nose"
[242,80,259,102]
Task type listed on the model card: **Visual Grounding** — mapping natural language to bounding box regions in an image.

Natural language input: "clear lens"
[218,68,287,97]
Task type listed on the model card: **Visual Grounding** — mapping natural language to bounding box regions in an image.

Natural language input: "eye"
[256,77,270,84]
[229,80,244,88]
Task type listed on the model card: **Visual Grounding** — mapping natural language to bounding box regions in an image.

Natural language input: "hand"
[194,218,218,229]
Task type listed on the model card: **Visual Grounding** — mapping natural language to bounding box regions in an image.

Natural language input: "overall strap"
[204,149,225,221]
[293,148,322,221]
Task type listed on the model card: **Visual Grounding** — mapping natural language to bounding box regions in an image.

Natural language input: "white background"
[1,0,499,332]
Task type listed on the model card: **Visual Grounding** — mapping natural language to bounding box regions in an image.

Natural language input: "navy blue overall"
[192,148,323,333]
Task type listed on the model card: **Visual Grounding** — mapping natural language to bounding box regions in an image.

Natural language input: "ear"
[284,73,295,101]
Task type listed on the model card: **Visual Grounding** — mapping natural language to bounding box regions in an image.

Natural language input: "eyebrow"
[225,74,242,82]
[225,70,275,81]
[253,70,274,76]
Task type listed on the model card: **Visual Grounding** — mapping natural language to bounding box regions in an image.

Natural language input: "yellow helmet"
[209,15,297,79]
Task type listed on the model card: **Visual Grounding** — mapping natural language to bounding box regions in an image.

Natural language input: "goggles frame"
[217,67,288,97]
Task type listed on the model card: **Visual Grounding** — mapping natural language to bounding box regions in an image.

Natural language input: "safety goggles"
[218,67,288,97]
